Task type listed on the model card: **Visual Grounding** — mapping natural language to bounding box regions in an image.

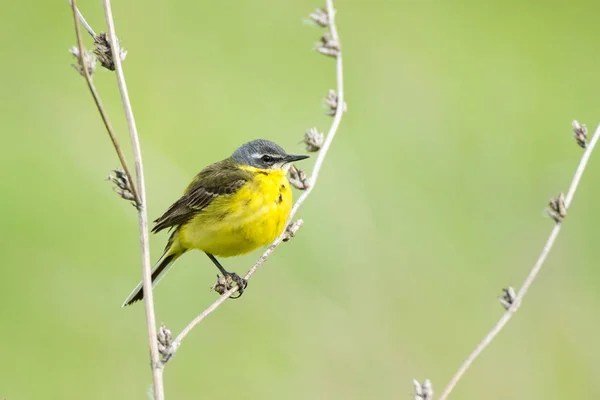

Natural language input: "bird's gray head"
[231,139,309,170]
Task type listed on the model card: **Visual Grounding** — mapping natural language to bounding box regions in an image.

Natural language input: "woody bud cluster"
[288,165,310,190]
[572,120,588,148]
[547,192,567,223]
[309,8,329,27]
[283,219,304,242]
[69,46,97,76]
[317,33,340,57]
[108,169,137,206]
[157,324,173,363]
[93,32,128,71]
[498,287,518,310]
[324,89,346,116]
[304,127,324,152]
[413,379,433,400]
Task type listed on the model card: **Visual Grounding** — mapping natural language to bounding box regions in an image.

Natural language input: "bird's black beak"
[284,154,310,163]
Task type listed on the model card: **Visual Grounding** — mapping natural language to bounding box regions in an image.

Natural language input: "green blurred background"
[2,0,600,398]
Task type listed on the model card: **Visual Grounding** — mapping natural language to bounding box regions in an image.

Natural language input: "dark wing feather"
[152,159,251,234]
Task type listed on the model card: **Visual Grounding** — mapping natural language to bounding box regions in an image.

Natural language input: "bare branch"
[164,0,345,361]
[101,1,164,398]
[437,122,600,400]
[168,219,304,357]
[68,0,96,38]
[69,0,139,207]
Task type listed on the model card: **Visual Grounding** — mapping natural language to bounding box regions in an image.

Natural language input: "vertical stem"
[101,1,164,398]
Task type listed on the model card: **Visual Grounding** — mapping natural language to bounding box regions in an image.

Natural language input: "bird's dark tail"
[121,242,186,307]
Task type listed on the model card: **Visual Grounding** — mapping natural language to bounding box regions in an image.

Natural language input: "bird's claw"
[228,273,248,299]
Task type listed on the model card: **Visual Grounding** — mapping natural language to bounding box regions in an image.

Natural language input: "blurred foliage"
[1,0,600,399]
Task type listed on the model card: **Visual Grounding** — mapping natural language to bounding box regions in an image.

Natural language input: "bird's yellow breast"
[178,167,293,257]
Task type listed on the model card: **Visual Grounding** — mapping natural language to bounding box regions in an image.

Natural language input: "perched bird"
[122,139,309,306]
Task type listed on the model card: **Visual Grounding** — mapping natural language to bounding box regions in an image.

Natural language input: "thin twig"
[69,0,139,206]
[438,124,600,400]
[167,0,344,356]
[101,1,164,398]
[169,233,289,355]
[68,0,96,38]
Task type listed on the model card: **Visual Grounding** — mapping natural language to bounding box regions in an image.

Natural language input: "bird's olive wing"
[152,160,251,234]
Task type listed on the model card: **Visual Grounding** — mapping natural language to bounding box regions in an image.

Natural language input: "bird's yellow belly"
[178,172,292,257]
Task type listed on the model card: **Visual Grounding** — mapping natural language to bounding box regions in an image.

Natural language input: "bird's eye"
[261,155,274,163]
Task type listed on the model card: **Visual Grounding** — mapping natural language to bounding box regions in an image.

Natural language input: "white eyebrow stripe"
[252,152,284,159]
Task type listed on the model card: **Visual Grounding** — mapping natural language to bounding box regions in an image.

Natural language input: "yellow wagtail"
[122,139,309,306]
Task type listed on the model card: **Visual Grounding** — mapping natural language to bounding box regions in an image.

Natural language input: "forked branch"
[69,0,164,398]
[69,0,138,206]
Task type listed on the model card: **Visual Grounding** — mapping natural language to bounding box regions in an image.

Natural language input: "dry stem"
[101,1,164,398]
[438,124,600,400]
[69,0,139,206]
[68,0,96,37]
[167,230,293,357]
[165,0,345,358]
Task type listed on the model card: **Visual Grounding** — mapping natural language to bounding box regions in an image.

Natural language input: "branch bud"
[283,219,304,242]
[107,169,137,207]
[572,120,588,148]
[157,323,173,363]
[288,165,310,190]
[498,287,519,311]
[323,89,346,116]
[308,8,329,27]
[316,33,341,57]
[547,192,566,223]
[69,46,97,76]
[303,127,324,152]
[93,32,128,71]
[413,379,433,400]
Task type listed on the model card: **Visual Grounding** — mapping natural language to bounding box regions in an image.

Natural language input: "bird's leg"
[205,253,248,299]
